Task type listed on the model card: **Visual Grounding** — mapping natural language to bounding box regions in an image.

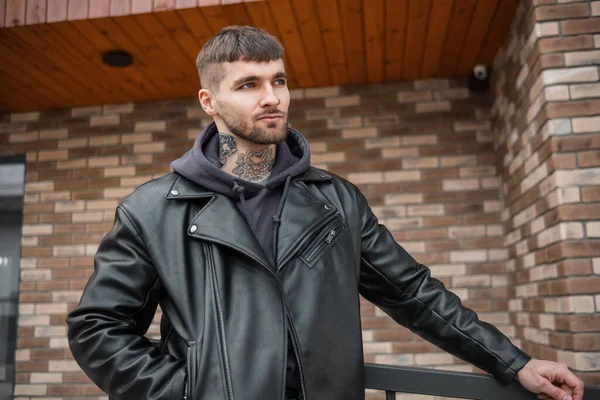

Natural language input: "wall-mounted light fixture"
[102,50,133,68]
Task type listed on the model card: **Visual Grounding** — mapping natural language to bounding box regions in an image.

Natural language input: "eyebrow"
[231,71,288,88]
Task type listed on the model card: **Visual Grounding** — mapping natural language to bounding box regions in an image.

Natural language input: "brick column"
[492,0,600,384]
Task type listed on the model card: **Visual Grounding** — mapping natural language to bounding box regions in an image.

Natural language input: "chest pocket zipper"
[301,220,344,266]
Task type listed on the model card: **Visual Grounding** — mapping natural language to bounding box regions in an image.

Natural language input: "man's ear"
[199,89,218,116]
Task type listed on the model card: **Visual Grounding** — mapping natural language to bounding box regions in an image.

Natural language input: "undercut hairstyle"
[196,25,284,92]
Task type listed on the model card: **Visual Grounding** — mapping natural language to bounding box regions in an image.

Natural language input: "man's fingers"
[540,381,571,400]
[565,373,584,400]
[560,382,572,395]
[572,381,584,400]
[557,365,584,400]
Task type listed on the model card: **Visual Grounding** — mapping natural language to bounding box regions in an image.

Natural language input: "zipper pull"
[325,228,337,244]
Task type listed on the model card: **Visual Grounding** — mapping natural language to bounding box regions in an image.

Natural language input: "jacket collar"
[296,167,333,182]
[164,170,335,271]
[165,168,332,200]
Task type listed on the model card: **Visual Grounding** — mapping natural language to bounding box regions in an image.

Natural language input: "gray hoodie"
[171,121,311,394]
[171,121,311,265]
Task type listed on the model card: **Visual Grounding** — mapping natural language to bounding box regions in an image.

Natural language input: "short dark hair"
[196,26,284,91]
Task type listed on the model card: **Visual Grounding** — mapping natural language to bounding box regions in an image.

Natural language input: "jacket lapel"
[166,175,272,271]
[166,170,335,272]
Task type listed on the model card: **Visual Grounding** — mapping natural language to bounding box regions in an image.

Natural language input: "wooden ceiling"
[0,0,519,113]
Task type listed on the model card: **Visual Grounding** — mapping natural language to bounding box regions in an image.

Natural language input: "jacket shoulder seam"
[117,205,145,239]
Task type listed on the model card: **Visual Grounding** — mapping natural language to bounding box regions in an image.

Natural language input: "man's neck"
[218,133,276,182]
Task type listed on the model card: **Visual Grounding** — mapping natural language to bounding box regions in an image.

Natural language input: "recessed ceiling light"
[102,50,133,68]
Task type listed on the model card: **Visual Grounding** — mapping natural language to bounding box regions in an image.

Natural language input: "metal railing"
[365,363,600,400]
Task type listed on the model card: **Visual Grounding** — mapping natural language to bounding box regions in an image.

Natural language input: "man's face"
[212,59,290,145]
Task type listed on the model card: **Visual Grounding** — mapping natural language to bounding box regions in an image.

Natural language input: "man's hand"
[516,359,584,400]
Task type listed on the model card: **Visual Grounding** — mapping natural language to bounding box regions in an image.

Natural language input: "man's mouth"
[257,114,284,122]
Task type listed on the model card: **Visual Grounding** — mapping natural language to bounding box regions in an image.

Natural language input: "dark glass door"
[0,156,25,400]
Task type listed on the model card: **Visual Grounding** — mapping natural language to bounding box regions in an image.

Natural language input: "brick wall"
[0,77,514,398]
[492,0,600,386]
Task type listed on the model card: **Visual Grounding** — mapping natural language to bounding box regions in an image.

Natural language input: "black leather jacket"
[67,168,531,400]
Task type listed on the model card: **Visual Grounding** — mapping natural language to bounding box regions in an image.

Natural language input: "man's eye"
[274,79,286,86]
[240,82,255,89]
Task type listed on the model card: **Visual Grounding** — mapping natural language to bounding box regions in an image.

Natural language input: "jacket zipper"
[277,211,338,270]
[303,221,342,262]
[286,314,307,400]
[261,265,309,399]
[201,223,320,400]
[185,344,195,400]
[205,243,235,400]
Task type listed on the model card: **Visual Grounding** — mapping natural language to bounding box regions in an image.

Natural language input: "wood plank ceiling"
[0,0,519,113]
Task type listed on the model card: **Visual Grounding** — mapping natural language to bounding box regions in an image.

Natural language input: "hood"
[171,122,311,199]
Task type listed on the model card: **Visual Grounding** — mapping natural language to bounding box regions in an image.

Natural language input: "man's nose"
[260,86,279,108]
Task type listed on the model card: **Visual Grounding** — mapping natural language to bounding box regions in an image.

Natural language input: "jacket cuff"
[497,348,532,385]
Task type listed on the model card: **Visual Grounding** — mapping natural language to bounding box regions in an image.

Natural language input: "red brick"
[54,224,86,234]
[72,189,104,200]
[36,281,69,291]
[463,299,492,312]
[20,282,36,291]
[15,372,30,384]
[38,236,72,246]
[561,18,600,35]
[558,259,593,276]
[53,269,86,279]
[21,247,52,257]
[554,134,600,152]
[371,329,412,341]
[50,315,68,325]
[19,292,51,302]
[37,258,69,268]
[362,317,393,329]
[582,187,600,202]
[69,280,88,290]
[63,372,92,383]
[549,332,600,351]
[47,384,82,396]
[38,213,71,224]
[54,180,87,191]
[556,315,600,332]
[578,151,600,167]
[538,35,594,53]
[469,287,511,299]
[17,337,49,349]
[16,362,49,373]
[23,203,53,214]
[18,327,35,337]
[535,3,590,22]
[545,99,600,118]
[31,349,65,360]
[392,342,432,353]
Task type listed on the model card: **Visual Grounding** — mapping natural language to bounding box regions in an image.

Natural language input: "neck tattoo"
[218,133,238,165]
[218,133,276,182]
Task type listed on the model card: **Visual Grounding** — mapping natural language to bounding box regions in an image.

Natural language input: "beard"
[218,103,288,145]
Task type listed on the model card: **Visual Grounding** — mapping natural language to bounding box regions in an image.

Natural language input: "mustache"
[255,110,286,119]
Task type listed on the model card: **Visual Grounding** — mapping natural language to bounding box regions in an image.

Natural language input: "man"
[67,26,584,400]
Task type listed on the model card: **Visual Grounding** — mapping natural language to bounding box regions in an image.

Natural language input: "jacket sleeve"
[356,191,531,384]
[66,205,186,399]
